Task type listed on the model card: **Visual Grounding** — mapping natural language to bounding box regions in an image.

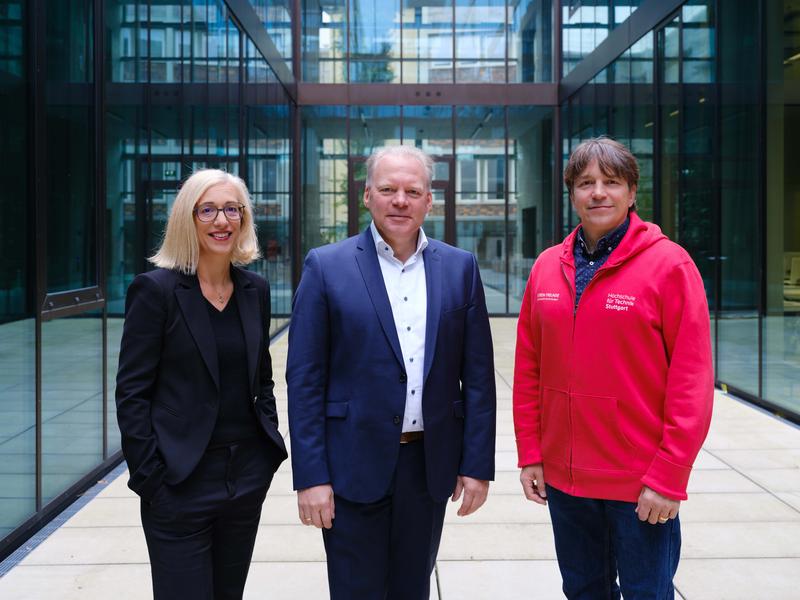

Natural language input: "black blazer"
[115,266,288,502]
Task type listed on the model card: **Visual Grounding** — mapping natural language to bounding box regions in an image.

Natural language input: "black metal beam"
[297,83,559,106]
[560,0,686,101]
[224,0,296,99]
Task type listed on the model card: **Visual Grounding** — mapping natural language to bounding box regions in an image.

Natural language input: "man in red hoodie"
[513,137,713,599]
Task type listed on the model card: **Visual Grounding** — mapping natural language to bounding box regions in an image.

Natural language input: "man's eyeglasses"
[194,203,244,222]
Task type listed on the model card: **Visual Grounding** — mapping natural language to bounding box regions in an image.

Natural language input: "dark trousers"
[140,437,276,600]
[322,440,448,600]
[546,484,681,600]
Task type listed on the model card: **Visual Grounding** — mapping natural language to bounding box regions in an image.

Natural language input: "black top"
[206,295,260,446]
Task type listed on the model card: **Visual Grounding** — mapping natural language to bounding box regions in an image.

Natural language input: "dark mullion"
[756,0,767,402]
[31,0,46,515]
[94,0,108,460]
[503,106,509,314]
[451,0,456,84]
[447,107,456,245]
[292,0,301,80]
[712,0,722,379]
[238,19,246,179]
[291,103,302,290]
[653,25,662,227]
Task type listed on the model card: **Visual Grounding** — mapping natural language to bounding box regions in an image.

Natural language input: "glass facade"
[1,0,293,558]
[3,0,800,558]
[303,0,554,83]
[299,104,553,312]
[561,0,799,419]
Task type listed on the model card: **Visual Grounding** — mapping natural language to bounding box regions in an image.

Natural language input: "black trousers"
[140,437,276,600]
[322,440,448,600]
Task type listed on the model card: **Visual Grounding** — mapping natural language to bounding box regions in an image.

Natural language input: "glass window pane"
[509,0,552,82]
[0,0,35,534]
[402,0,453,83]
[764,1,800,412]
[301,106,349,254]
[508,106,554,312]
[350,0,400,82]
[455,0,506,83]
[682,0,715,83]
[456,106,506,313]
[247,98,293,334]
[42,311,104,504]
[303,0,347,82]
[46,105,97,292]
[351,106,402,229]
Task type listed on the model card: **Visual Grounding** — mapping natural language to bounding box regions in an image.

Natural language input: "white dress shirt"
[370,222,427,433]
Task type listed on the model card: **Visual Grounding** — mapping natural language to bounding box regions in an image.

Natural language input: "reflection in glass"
[508,106,553,312]
[402,0,454,83]
[248,0,293,70]
[509,0,552,82]
[403,106,454,242]
[303,0,347,82]
[764,0,800,412]
[248,94,293,332]
[351,106,402,229]
[42,312,104,504]
[301,106,349,254]
[350,0,400,83]
[456,106,506,312]
[717,0,759,395]
[455,0,506,83]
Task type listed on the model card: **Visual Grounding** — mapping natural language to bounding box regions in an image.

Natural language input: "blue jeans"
[546,484,681,600]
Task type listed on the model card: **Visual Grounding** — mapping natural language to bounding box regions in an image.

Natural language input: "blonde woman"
[115,169,288,600]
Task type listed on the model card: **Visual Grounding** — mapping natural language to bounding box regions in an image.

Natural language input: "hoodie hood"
[559,212,668,267]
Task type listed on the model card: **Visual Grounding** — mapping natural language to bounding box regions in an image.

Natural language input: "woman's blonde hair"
[149,169,261,273]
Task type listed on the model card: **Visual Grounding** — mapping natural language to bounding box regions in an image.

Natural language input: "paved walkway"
[1,319,799,599]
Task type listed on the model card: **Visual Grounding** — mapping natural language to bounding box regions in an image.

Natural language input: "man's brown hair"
[564,136,639,211]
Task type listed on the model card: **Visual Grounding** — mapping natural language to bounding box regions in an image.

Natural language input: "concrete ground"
[1,318,799,599]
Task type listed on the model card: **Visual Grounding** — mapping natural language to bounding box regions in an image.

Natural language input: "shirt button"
[404,297,408,301]
[411,390,415,395]
[406,326,411,331]
[384,246,389,251]
[401,268,405,273]
[409,357,414,362]
[393,415,401,425]
[412,419,417,425]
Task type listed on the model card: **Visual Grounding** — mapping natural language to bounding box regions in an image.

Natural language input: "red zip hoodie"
[513,212,714,502]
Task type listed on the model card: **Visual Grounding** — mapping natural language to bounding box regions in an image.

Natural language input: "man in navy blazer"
[287,145,496,599]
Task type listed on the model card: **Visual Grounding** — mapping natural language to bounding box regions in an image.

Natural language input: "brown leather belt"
[399,431,424,444]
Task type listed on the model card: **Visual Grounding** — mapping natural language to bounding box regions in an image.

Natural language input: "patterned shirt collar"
[576,217,630,260]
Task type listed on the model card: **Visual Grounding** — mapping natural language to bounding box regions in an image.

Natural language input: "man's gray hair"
[365,146,434,191]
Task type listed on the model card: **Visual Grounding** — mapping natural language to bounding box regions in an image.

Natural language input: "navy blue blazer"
[286,229,496,503]
[115,267,288,502]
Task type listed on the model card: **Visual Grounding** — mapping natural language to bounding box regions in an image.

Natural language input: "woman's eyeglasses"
[194,203,244,222]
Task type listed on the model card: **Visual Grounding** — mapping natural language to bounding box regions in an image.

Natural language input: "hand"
[636,485,680,525]
[451,475,489,517]
[520,464,547,505]
[297,484,335,529]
